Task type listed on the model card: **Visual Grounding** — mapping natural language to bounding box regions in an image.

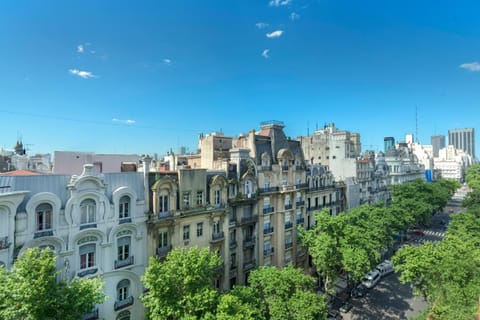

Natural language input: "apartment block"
[0,165,148,320]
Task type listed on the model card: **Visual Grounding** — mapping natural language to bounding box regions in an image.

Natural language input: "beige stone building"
[147,121,345,289]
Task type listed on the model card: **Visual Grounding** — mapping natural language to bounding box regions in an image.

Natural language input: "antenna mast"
[415,106,419,143]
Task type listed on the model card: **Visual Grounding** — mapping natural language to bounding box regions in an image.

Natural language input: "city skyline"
[1,1,480,156]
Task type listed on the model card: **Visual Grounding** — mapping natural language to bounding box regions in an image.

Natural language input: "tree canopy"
[142,248,327,320]
[393,172,479,319]
[142,246,222,320]
[0,247,105,320]
[300,178,459,295]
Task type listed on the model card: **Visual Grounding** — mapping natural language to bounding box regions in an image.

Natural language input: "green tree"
[465,164,480,190]
[220,266,326,320]
[0,247,105,320]
[142,247,222,320]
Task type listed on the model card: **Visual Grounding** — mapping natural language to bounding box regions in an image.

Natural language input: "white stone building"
[0,165,148,320]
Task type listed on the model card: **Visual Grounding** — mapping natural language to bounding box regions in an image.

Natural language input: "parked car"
[376,260,394,277]
[351,284,368,298]
[339,301,353,313]
[408,228,425,236]
[362,270,381,288]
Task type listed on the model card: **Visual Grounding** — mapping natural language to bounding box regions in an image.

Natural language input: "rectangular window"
[117,237,131,260]
[197,191,203,206]
[183,225,190,240]
[79,244,95,269]
[231,253,236,268]
[183,192,190,208]
[36,209,52,231]
[119,201,129,218]
[196,223,203,237]
[214,190,221,205]
[80,200,96,225]
[213,221,220,234]
[159,231,168,248]
[159,195,168,212]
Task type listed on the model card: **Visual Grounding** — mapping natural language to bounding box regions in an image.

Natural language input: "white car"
[376,260,394,277]
[362,270,381,288]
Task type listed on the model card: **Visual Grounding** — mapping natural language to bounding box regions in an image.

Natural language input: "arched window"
[79,243,96,270]
[244,179,254,197]
[80,199,96,226]
[213,188,221,206]
[116,310,131,320]
[159,191,169,213]
[115,235,133,269]
[36,203,52,231]
[119,196,130,220]
[114,279,133,311]
[117,279,130,301]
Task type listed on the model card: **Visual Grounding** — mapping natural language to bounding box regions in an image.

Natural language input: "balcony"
[296,217,304,225]
[241,215,258,225]
[214,263,224,273]
[33,230,54,239]
[295,165,304,171]
[263,226,274,235]
[260,165,272,171]
[295,183,308,190]
[243,259,256,271]
[263,247,274,256]
[295,200,305,207]
[213,203,225,209]
[83,308,99,320]
[229,240,237,250]
[79,223,97,230]
[284,221,293,230]
[285,242,293,250]
[114,296,134,311]
[115,255,134,269]
[281,165,289,171]
[77,267,98,278]
[157,245,172,258]
[284,203,293,210]
[307,205,320,212]
[259,186,279,194]
[281,185,294,192]
[119,217,132,224]
[229,216,237,227]
[243,236,256,248]
[263,206,274,214]
[158,211,174,219]
[229,193,256,204]
[0,236,10,250]
[211,231,225,243]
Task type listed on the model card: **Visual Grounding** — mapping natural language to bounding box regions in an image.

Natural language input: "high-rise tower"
[448,128,475,159]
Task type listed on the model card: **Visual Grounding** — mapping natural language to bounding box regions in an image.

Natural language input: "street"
[339,186,468,320]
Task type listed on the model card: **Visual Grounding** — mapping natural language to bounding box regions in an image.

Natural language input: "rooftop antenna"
[415,106,419,143]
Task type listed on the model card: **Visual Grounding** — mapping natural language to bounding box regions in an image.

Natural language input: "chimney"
[142,155,152,212]
[82,164,94,176]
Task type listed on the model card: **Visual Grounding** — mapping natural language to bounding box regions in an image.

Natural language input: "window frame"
[35,203,52,231]
[80,199,96,225]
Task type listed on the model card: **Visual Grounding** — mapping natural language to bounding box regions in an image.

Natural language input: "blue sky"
[1,0,479,157]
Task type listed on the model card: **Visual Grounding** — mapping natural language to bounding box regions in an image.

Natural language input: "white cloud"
[112,118,136,125]
[68,69,95,79]
[163,58,172,64]
[262,49,270,59]
[459,62,480,72]
[256,22,269,29]
[269,0,291,7]
[290,12,300,21]
[266,30,284,38]
[77,45,84,53]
